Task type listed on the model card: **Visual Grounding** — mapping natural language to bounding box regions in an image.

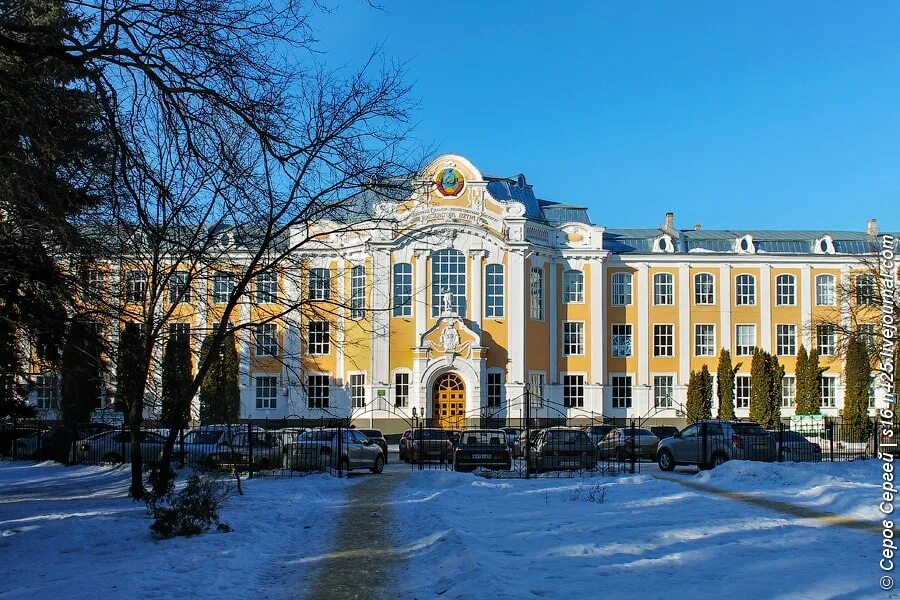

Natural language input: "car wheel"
[102,452,124,463]
[657,449,675,472]
[712,452,728,468]
[616,447,628,462]
[370,454,384,474]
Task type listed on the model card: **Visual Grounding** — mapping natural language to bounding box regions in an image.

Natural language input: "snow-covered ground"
[0,461,350,599]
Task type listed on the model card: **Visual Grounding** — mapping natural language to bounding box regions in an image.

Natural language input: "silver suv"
[656,420,775,471]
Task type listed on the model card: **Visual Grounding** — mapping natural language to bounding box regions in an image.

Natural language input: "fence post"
[524,385,531,480]
[247,420,254,480]
[874,420,880,459]
[828,420,834,463]
[700,421,707,468]
[629,420,636,475]
[11,415,17,460]
[179,428,185,468]
[778,423,784,463]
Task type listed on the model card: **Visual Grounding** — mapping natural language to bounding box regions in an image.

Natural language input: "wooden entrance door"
[434,373,465,430]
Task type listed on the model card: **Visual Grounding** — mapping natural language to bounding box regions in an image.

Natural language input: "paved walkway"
[300,467,409,600]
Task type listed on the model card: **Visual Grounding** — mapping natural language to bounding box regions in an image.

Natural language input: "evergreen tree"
[794,345,812,414]
[161,332,193,430]
[685,370,702,424]
[807,349,822,413]
[60,319,104,424]
[749,349,772,426]
[198,332,240,424]
[699,364,714,420]
[843,333,871,442]
[716,349,736,419]
[0,319,33,421]
[767,354,784,429]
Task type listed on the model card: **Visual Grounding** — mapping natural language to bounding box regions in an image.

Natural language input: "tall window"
[776,274,796,306]
[735,324,756,356]
[695,324,716,357]
[735,274,756,306]
[256,272,278,304]
[856,274,876,306]
[529,372,545,407]
[817,325,836,355]
[816,274,836,306]
[255,324,278,357]
[776,324,796,356]
[736,376,751,408]
[530,267,544,320]
[168,322,191,341]
[308,321,330,355]
[694,273,715,305]
[611,375,632,408]
[432,249,466,316]
[84,269,106,302]
[654,375,674,408]
[485,264,505,318]
[351,265,366,320]
[307,374,330,408]
[653,324,674,357]
[169,271,190,304]
[782,376,796,408]
[611,324,633,357]
[126,270,147,303]
[394,372,409,408]
[486,371,503,407]
[393,263,412,317]
[563,374,585,408]
[653,273,674,305]
[350,374,366,408]
[611,272,632,306]
[820,376,836,408]
[309,268,331,301]
[213,271,234,304]
[563,270,584,303]
[255,376,278,409]
[859,324,877,353]
[562,322,585,355]
[34,374,59,409]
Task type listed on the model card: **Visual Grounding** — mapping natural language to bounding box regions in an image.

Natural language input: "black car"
[649,425,679,440]
[453,429,512,472]
[358,429,388,464]
[407,428,454,463]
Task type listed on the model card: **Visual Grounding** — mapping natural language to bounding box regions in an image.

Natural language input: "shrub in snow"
[567,484,607,504]
[147,475,233,538]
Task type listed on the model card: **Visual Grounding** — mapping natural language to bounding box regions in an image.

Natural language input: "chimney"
[867,218,878,237]
[693,224,702,231]
[664,212,675,231]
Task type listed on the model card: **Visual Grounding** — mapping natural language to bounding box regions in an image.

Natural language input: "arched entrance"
[433,372,466,429]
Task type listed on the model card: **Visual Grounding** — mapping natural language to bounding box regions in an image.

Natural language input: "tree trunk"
[128,399,145,499]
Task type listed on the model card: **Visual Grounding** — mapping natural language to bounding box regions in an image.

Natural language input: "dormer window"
[653,234,675,253]
[734,234,755,254]
[813,235,835,255]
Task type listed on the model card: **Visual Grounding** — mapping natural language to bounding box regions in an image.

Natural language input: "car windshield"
[546,431,589,444]
[781,431,811,442]
[360,430,383,438]
[184,430,225,444]
[300,430,335,442]
[460,431,506,446]
[732,423,769,436]
[232,432,273,446]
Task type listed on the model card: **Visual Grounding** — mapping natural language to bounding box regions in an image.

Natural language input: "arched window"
[563,269,584,303]
[694,273,715,305]
[775,274,796,306]
[816,274,836,306]
[432,249,467,316]
[485,263,504,318]
[653,273,674,305]
[392,263,412,317]
[735,274,756,306]
[611,272,632,306]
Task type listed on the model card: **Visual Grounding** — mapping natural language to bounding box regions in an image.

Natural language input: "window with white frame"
[432,249,467,316]
[530,266,544,320]
[84,269,105,302]
[820,376,836,408]
[816,274,836,306]
[168,322,191,341]
[308,321,330,355]
[859,324,877,353]
[485,263,504,318]
[817,325,836,355]
[782,376,796,408]
[309,268,331,301]
[736,376,751,408]
[392,263,412,317]
[168,271,190,304]
[695,324,716,357]
[256,272,278,304]
[126,270,147,303]
[563,374,585,408]
[654,375,674,408]
[735,324,756,356]
[563,269,584,303]
[611,324,632,357]
[562,322,585,356]
[653,324,674,357]
[856,274,876,306]
[653,273,674,305]
[34,374,59,409]
[255,376,278,409]
[528,372,545,407]
[776,324,796,356]
[255,324,278,357]
[487,371,503,407]
[350,373,366,408]
[351,265,366,320]
[694,273,715,305]
[775,274,796,306]
[735,274,756,306]
[307,374,330,408]
[393,372,409,408]
[212,271,234,304]
[611,375,632,408]
[611,272,632,306]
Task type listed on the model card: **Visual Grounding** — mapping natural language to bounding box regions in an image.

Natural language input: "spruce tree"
[794,345,812,414]
[807,349,822,413]
[699,364,714,420]
[749,349,772,426]
[843,333,871,442]
[198,332,240,424]
[0,319,33,421]
[685,370,703,424]
[161,332,193,430]
[767,354,784,429]
[716,349,736,419]
[60,319,104,424]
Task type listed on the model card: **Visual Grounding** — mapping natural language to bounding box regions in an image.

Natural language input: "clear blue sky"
[314,1,900,232]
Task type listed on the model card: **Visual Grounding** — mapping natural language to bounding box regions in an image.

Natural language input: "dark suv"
[406,428,454,463]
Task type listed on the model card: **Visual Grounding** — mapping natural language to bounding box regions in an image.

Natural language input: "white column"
[507,249,527,417]
[636,263,649,386]
[800,265,812,350]
[469,249,487,333]
[590,258,606,412]
[678,264,690,384]
[760,264,772,352]
[371,246,391,388]
[414,248,429,337]
[720,264,732,351]
[336,259,346,385]
[239,300,252,417]
[547,259,558,384]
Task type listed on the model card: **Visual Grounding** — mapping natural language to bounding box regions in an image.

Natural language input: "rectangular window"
[486,372,502,407]
[34,374,59,410]
[817,325,836,356]
[394,372,409,408]
[168,322,191,341]
[694,273,715,305]
[653,324,674,357]
[859,324,877,353]
[611,324,633,357]
[735,274,756,306]
[563,270,584,304]
[821,376,836,408]
[856,274,876,306]
[392,263,412,317]
[530,267,544,320]
[816,275,836,306]
[350,373,366,408]
[351,265,366,320]
[85,269,105,302]
[694,324,716,357]
[776,275,796,306]
[255,376,278,409]
[309,268,331,301]
[782,376,796,408]
[256,272,278,304]
[653,274,674,305]
[736,376,751,408]
[255,324,278,357]
[529,372,545,407]
[126,270,147,303]
[562,322,585,356]
[611,375,632,409]
[308,321,330,355]
[776,324,796,356]
[611,272,632,306]
[485,264,505,318]
[563,374,585,408]
[307,375,330,409]
[169,271,190,304]
[212,271,234,304]
[735,324,756,356]
[654,375,674,408]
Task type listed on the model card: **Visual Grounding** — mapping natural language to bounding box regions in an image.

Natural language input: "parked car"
[2,425,43,458]
[583,424,616,446]
[358,429,388,463]
[527,427,596,474]
[453,429,513,472]
[501,427,523,452]
[513,428,543,458]
[399,429,413,462]
[767,429,823,463]
[283,428,384,473]
[657,420,776,471]
[17,423,117,462]
[597,427,660,461]
[75,430,167,464]
[649,425,679,440]
[406,428,454,463]
[177,425,282,469]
